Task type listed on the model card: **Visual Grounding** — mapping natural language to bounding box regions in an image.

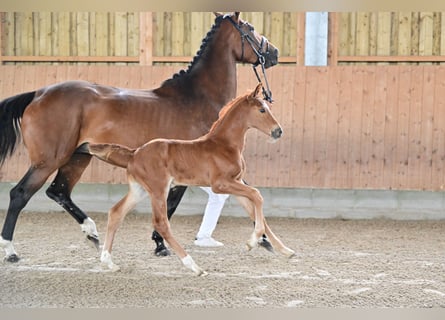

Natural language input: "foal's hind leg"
[100,179,148,271]
[45,153,99,249]
[0,167,54,262]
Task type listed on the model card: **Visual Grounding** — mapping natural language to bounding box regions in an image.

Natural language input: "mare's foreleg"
[1,167,53,262]
[45,153,100,249]
[151,185,187,256]
[101,179,148,271]
[235,195,295,258]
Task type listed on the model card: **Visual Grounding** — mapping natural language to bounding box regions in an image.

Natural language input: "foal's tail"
[0,91,36,165]
[84,143,136,168]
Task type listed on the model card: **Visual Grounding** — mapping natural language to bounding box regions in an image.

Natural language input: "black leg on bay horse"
[151,185,188,256]
[242,179,273,252]
[45,153,99,249]
[1,167,53,262]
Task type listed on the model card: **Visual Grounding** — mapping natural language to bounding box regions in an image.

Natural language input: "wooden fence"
[1,65,445,191]
[2,12,445,66]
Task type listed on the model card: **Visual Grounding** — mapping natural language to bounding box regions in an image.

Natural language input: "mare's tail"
[85,143,135,168]
[0,91,36,165]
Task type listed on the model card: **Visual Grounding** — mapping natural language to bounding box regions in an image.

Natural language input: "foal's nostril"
[272,127,283,139]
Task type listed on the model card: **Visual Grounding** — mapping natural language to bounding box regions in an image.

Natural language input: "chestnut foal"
[87,84,295,275]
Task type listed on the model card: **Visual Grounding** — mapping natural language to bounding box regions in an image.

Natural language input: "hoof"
[154,244,171,257]
[86,235,100,251]
[4,254,20,263]
[258,237,274,253]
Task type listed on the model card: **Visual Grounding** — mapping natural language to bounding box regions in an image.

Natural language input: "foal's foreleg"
[150,194,206,276]
[101,179,147,271]
[235,194,295,258]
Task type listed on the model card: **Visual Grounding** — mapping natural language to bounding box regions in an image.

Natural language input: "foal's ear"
[233,12,240,22]
[213,12,223,17]
[250,83,263,98]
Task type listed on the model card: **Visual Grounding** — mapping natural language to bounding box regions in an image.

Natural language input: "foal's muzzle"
[271,127,283,139]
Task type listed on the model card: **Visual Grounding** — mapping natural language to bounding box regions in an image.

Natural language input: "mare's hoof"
[258,237,274,253]
[154,244,171,257]
[86,235,100,251]
[4,254,20,263]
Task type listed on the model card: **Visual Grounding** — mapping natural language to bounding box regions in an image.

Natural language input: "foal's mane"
[161,14,225,86]
[208,92,252,132]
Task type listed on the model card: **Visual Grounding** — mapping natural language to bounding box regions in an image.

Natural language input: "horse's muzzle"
[271,127,283,139]
[263,48,279,69]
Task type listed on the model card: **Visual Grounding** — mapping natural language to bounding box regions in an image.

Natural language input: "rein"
[226,16,274,103]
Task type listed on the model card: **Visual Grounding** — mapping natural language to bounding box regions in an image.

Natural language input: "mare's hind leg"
[151,185,187,256]
[235,195,295,258]
[0,167,54,262]
[45,153,99,249]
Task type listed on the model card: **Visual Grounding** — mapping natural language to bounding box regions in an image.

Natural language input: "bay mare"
[0,12,279,262]
[86,84,295,275]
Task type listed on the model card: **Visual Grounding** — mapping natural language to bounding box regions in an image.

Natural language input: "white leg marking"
[100,250,120,272]
[246,232,259,251]
[182,255,207,276]
[0,237,17,258]
[80,217,99,238]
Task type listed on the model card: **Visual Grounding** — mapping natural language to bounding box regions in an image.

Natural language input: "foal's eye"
[259,108,266,113]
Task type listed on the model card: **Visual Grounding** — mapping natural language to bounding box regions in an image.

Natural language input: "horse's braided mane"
[161,15,225,85]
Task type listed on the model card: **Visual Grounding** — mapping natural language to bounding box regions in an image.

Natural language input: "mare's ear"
[213,12,223,17]
[233,12,240,22]
[251,83,262,98]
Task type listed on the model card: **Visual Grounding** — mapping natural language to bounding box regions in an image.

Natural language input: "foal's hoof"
[154,244,171,257]
[4,254,20,263]
[258,237,274,253]
[86,235,100,251]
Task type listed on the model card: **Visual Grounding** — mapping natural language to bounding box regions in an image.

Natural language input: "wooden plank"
[289,65,306,185]
[171,12,185,56]
[0,12,3,63]
[312,67,329,187]
[419,12,434,56]
[163,12,172,56]
[348,67,365,189]
[393,66,411,188]
[397,12,412,57]
[376,12,392,57]
[127,12,139,58]
[338,55,445,62]
[76,12,90,58]
[275,67,295,187]
[139,12,153,65]
[16,13,34,56]
[356,12,370,56]
[334,67,353,188]
[419,66,435,189]
[296,12,305,65]
[300,67,318,187]
[406,66,424,189]
[358,66,376,188]
[94,13,109,57]
[431,67,445,189]
[1,56,139,62]
[114,12,128,58]
[328,12,338,66]
[323,67,340,186]
[368,65,387,188]
[382,66,399,188]
[190,12,204,55]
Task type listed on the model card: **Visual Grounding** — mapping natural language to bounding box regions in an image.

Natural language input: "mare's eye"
[259,108,266,113]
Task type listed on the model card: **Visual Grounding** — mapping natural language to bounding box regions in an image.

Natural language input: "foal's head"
[241,83,283,140]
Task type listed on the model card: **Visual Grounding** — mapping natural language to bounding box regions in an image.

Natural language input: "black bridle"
[226,16,274,103]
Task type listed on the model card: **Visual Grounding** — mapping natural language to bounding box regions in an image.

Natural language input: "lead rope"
[253,57,273,103]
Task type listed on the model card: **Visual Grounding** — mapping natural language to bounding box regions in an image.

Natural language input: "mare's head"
[216,12,279,68]
[237,83,282,140]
